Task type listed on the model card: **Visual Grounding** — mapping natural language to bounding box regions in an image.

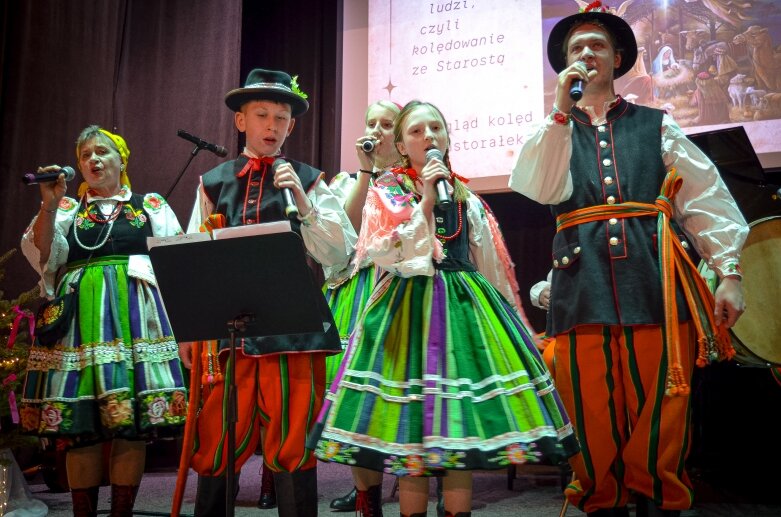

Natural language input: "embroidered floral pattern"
[488,443,543,466]
[140,391,187,426]
[59,197,77,211]
[385,454,428,476]
[19,405,41,432]
[124,205,148,228]
[75,207,96,230]
[169,391,187,417]
[143,194,166,212]
[100,392,134,428]
[39,402,72,433]
[146,396,168,424]
[314,439,360,464]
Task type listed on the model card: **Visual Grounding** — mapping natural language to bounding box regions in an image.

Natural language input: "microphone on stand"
[272,158,299,220]
[176,129,228,157]
[22,166,76,185]
[425,148,453,210]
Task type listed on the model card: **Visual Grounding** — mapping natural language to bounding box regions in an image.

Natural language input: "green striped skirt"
[21,256,187,442]
[310,269,579,476]
[323,264,379,387]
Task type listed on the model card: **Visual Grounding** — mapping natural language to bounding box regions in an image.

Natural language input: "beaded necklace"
[392,166,465,242]
[74,199,120,251]
[85,201,123,224]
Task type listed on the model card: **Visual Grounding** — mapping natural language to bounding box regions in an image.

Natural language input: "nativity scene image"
[542,0,781,129]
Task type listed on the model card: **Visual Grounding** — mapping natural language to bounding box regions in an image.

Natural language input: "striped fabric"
[189,350,325,475]
[323,264,380,386]
[310,270,578,476]
[555,169,733,396]
[21,257,187,439]
[554,323,695,513]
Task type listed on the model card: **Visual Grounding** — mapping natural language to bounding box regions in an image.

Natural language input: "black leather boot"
[330,486,357,512]
[355,484,384,516]
[257,464,277,509]
[636,496,682,517]
[193,474,240,517]
[273,468,318,517]
[71,486,99,517]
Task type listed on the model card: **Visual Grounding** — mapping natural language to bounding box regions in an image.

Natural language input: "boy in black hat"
[180,68,356,516]
[510,3,747,516]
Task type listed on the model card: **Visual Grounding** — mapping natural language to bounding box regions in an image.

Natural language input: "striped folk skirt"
[310,269,579,476]
[323,264,379,387]
[21,257,187,442]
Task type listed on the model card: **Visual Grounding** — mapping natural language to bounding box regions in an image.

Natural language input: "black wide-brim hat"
[547,9,637,79]
[225,68,309,116]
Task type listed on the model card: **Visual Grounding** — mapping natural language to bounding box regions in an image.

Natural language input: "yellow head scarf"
[76,128,132,198]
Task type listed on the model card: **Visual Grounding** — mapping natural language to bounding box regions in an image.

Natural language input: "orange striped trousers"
[554,323,695,513]
[190,349,326,476]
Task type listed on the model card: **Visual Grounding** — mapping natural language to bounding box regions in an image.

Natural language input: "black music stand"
[149,231,336,517]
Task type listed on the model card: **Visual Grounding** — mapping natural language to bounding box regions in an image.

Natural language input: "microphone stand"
[164,145,204,199]
[225,314,253,517]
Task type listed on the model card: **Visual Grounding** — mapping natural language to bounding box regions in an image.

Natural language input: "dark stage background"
[1,0,780,502]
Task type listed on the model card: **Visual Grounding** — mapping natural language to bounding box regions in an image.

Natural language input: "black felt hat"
[547,3,637,79]
[224,68,309,116]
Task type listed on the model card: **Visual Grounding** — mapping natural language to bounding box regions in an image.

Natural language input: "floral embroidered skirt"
[324,264,379,387]
[21,257,187,442]
[309,270,579,476]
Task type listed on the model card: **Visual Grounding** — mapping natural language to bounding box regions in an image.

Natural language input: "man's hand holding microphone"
[556,59,598,113]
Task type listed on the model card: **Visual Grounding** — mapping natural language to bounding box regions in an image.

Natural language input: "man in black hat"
[510,3,747,516]
[180,67,356,516]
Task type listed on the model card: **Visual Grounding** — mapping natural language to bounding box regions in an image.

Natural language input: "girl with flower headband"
[309,101,579,517]
[20,125,187,516]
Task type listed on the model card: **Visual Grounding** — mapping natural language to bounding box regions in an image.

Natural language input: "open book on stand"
[147,220,292,249]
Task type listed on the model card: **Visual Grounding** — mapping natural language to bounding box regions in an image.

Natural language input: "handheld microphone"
[425,148,453,210]
[569,79,584,101]
[361,139,377,153]
[272,158,299,220]
[22,166,76,185]
[177,129,228,157]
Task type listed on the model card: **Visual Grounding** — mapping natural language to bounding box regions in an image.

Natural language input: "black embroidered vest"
[548,99,691,335]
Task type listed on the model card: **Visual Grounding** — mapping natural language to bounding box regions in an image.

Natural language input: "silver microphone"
[361,139,377,152]
[425,148,453,210]
[271,158,299,220]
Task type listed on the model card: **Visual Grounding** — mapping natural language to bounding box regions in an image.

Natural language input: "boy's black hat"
[225,68,309,116]
[547,2,637,79]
